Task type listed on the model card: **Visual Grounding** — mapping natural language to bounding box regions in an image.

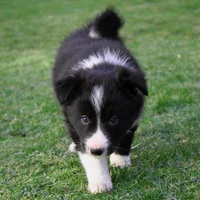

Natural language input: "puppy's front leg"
[79,153,113,194]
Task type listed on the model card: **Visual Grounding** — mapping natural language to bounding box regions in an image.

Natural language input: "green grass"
[0,0,200,199]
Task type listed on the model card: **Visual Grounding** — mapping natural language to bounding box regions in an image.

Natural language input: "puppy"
[53,8,148,193]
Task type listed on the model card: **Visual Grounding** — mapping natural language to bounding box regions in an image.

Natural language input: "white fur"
[79,153,112,193]
[86,85,108,155]
[69,142,76,152]
[85,127,109,156]
[73,48,130,71]
[90,85,104,113]
[110,153,131,168]
[89,28,100,38]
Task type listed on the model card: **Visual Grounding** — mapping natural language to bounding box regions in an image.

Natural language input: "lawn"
[0,0,200,199]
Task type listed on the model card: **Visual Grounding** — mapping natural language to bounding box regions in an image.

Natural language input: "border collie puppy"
[53,8,148,193]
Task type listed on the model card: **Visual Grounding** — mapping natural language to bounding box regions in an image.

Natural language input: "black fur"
[88,8,124,38]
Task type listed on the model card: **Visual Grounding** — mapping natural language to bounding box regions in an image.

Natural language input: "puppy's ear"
[54,75,80,105]
[117,67,148,96]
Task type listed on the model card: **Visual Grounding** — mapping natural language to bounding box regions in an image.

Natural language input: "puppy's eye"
[109,116,119,126]
[81,115,90,125]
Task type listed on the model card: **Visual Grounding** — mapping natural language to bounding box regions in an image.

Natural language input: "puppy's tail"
[88,8,124,39]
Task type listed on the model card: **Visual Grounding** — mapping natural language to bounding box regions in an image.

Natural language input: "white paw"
[69,142,76,152]
[88,181,113,194]
[79,153,112,194]
[110,153,131,168]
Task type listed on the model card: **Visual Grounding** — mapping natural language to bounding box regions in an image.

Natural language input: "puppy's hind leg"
[69,142,77,153]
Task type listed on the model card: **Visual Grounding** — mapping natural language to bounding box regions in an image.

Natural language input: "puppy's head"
[54,65,148,157]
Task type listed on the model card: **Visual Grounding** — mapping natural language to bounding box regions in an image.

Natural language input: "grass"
[0,0,200,199]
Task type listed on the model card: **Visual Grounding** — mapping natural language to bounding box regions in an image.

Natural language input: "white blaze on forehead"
[90,85,104,113]
[85,85,108,155]
[73,48,130,71]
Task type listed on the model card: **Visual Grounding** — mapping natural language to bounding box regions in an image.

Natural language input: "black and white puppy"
[53,8,148,193]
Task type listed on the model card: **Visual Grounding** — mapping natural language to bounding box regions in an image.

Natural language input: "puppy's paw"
[88,181,113,194]
[110,153,131,168]
[69,142,77,153]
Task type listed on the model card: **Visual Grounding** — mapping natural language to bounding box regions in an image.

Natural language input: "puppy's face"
[55,66,147,157]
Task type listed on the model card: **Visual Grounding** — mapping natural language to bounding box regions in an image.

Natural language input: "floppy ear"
[54,76,79,105]
[117,67,148,96]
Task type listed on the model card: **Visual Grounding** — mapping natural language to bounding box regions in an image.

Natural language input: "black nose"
[90,148,104,156]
